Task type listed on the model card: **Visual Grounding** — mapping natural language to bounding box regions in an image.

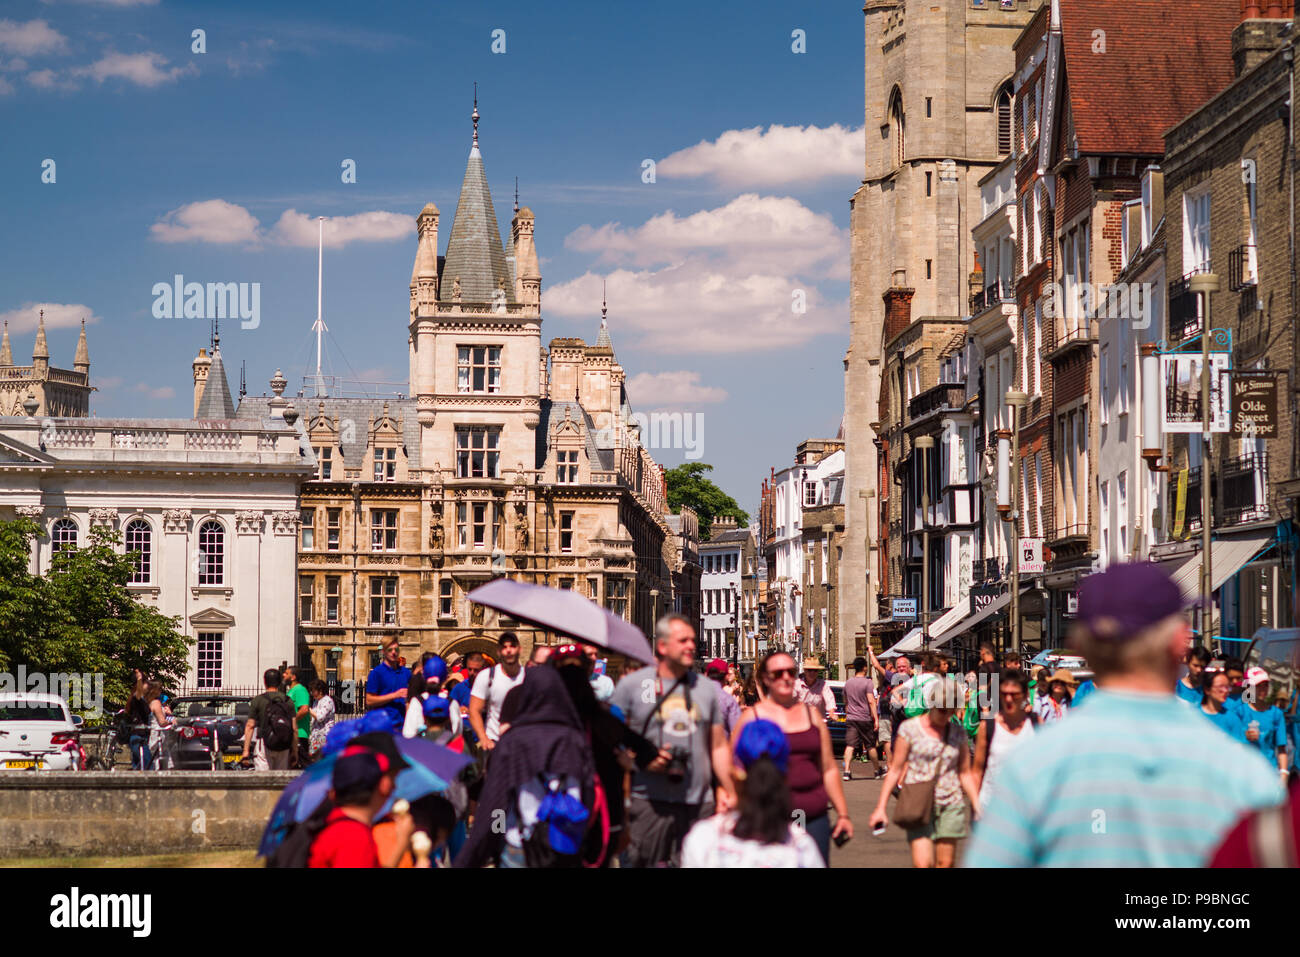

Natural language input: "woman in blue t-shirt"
[1199,671,1247,743]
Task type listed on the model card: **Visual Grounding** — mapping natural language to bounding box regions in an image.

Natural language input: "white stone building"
[699,524,747,662]
[0,356,311,689]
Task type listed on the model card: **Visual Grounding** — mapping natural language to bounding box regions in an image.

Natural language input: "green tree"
[0,518,191,712]
[664,463,750,540]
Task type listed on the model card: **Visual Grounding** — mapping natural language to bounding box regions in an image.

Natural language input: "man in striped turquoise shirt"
[965,562,1283,868]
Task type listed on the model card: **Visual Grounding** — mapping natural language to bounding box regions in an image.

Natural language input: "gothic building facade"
[236,108,675,683]
[0,314,92,418]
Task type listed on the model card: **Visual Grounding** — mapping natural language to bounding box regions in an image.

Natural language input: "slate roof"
[439,146,516,305]
[1058,0,1238,156]
[535,399,613,472]
[234,395,422,469]
[194,347,236,419]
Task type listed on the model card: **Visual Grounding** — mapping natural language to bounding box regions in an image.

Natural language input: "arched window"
[51,518,78,553]
[126,519,152,584]
[889,88,906,168]
[996,82,1014,156]
[198,520,224,586]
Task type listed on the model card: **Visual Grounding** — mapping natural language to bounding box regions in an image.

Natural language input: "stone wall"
[0,771,296,859]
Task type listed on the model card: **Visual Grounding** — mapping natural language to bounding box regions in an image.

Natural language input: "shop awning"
[1167,529,1275,602]
[930,585,1038,646]
[880,598,974,656]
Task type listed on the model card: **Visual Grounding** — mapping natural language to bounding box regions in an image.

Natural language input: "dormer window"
[314,446,332,480]
[373,446,398,482]
[557,449,579,484]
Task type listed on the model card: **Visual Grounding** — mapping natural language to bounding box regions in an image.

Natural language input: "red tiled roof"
[1058,0,1240,156]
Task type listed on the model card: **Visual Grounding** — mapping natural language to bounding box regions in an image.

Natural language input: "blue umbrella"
[258,735,461,859]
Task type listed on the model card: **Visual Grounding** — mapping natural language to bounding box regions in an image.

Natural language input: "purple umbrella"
[467,578,654,664]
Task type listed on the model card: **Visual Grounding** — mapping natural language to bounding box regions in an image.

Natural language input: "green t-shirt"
[287,682,310,739]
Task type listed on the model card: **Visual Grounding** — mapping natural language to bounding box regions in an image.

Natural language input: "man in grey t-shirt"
[842,656,883,780]
[610,614,734,867]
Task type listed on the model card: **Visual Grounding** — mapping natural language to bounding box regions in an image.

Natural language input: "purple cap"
[1077,561,1192,641]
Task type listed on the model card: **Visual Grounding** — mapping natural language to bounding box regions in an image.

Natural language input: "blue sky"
[0,0,865,514]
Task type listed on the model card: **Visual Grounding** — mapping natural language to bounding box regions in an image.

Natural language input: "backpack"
[518,773,590,869]
[261,693,295,752]
[266,801,333,868]
[904,675,933,719]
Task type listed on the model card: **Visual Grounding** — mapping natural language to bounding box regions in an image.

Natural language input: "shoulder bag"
[892,722,953,829]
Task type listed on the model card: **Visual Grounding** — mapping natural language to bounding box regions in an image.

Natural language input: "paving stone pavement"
[827,761,973,868]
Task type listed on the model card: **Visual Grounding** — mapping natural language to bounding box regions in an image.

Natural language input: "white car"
[0,693,83,771]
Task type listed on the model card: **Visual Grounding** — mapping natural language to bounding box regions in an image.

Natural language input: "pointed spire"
[440,92,515,306]
[73,318,89,372]
[471,82,480,152]
[194,335,236,418]
[514,176,519,215]
[596,282,612,349]
[0,321,12,366]
[32,310,49,360]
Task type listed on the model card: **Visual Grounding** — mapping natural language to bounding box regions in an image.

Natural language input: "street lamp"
[913,434,935,645]
[858,488,876,662]
[1002,390,1029,652]
[649,588,659,634]
[1188,272,1221,646]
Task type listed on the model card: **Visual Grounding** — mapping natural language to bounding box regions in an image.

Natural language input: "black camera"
[664,746,691,782]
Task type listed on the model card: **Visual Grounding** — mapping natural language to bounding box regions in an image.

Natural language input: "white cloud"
[150,200,262,245]
[0,76,12,95]
[658,124,864,188]
[133,383,174,400]
[75,51,195,87]
[0,302,100,333]
[565,194,847,280]
[269,209,414,248]
[625,371,727,411]
[548,266,843,354]
[26,67,77,91]
[0,19,68,56]
[149,200,414,249]
[548,195,846,353]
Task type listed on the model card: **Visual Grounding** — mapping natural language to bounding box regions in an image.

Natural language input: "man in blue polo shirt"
[365,635,411,731]
[965,561,1283,868]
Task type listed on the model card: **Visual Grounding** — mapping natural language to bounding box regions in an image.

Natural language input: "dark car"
[168,696,252,769]
[828,682,847,754]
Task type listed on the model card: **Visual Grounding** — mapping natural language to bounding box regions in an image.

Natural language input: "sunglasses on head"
[767,667,797,679]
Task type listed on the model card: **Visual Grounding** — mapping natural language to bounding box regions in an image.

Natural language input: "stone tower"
[407,98,543,473]
[0,310,93,417]
[840,0,1041,663]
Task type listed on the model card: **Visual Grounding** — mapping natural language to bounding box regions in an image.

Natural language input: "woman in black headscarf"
[452,664,595,868]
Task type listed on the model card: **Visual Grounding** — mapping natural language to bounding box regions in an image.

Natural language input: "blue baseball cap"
[422,655,448,684]
[422,695,450,721]
[361,709,396,735]
[332,749,383,794]
[734,719,789,774]
[321,717,363,757]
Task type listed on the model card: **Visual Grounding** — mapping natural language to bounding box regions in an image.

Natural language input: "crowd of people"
[258,559,1299,868]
